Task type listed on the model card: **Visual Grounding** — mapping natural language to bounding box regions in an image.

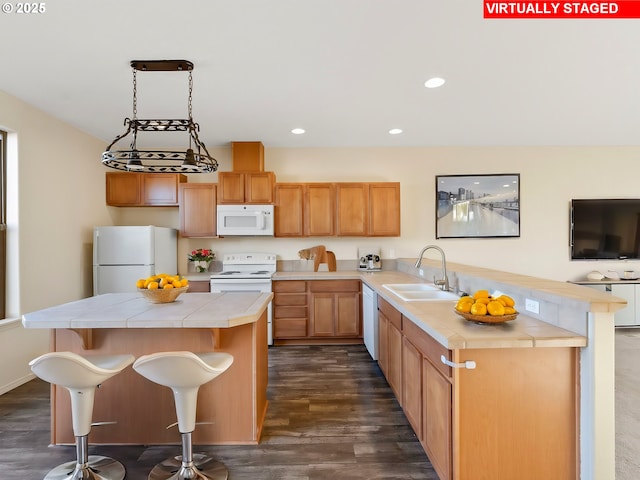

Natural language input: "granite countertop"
[275,268,589,349]
[22,292,273,329]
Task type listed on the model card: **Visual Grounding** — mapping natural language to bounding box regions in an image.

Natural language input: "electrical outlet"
[525,298,540,314]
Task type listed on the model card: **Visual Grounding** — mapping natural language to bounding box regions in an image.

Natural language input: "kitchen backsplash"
[277,259,397,272]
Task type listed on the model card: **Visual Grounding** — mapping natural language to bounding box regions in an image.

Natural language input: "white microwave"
[217,204,274,236]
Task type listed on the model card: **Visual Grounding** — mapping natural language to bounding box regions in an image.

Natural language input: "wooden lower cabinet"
[378,310,389,377]
[378,297,402,399]
[273,280,308,339]
[272,279,362,343]
[377,297,578,480]
[185,280,211,292]
[309,292,361,336]
[387,317,402,400]
[423,357,452,480]
[453,348,578,480]
[309,280,361,337]
[402,337,423,438]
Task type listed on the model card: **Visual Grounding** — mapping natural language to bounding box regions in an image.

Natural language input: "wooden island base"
[50,312,268,446]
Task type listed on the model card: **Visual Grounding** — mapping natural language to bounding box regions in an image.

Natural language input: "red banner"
[484,1,640,18]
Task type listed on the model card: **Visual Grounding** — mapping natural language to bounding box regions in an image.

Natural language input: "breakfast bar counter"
[22,292,272,446]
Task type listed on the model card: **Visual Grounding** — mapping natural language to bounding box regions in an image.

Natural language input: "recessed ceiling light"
[291,128,305,135]
[424,77,446,89]
[389,128,403,135]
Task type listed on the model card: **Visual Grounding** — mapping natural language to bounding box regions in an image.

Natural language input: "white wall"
[0,90,111,393]
[121,145,640,283]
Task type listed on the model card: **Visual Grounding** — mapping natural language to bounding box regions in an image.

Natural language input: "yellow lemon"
[473,289,490,300]
[504,306,517,315]
[487,300,506,316]
[147,281,159,290]
[470,302,487,315]
[475,297,491,305]
[172,280,182,288]
[163,284,174,289]
[136,279,146,289]
[497,295,515,307]
[180,278,189,287]
[455,299,473,313]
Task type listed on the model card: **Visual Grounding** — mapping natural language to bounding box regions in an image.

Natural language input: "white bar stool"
[29,351,135,480]
[133,351,234,480]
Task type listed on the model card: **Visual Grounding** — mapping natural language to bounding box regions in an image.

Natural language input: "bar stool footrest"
[149,453,228,480]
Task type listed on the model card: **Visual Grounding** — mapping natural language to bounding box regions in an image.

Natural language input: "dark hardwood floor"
[0,345,436,479]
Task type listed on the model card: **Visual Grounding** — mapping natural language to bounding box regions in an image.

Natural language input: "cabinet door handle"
[441,354,476,370]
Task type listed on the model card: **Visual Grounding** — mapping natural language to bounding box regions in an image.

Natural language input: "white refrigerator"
[93,226,178,295]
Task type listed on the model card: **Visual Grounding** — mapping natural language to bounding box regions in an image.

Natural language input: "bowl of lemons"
[454,289,518,324]
[136,274,190,303]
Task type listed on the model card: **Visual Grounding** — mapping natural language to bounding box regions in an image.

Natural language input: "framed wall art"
[435,173,520,239]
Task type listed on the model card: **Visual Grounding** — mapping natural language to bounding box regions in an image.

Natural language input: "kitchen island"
[22,292,272,446]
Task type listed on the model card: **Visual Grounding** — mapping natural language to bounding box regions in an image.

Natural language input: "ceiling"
[1,1,638,148]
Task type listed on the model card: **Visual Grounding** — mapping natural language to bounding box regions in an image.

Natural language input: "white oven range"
[210,253,276,345]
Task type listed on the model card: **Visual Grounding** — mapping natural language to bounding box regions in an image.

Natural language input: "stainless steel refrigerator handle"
[441,354,476,369]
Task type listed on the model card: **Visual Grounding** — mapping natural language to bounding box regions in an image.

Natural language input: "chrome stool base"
[44,455,126,480]
[148,453,228,480]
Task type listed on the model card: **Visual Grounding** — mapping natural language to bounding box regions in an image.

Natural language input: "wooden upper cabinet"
[106,172,141,206]
[275,184,304,237]
[246,172,275,203]
[335,183,369,236]
[217,172,274,204]
[276,182,397,237]
[217,172,245,203]
[305,183,335,236]
[142,174,185,205]
[231,141,264,172]
[336,182,400,237]
[275,183,335,237]
[179,183,217,237]
[106,172,186,206]
[369,182,400,236]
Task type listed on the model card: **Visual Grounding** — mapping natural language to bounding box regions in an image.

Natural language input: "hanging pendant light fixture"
[101,60,218,173]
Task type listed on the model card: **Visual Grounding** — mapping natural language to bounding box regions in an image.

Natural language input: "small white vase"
[193,260,211,273]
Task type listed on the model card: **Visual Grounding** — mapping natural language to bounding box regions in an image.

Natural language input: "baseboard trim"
[0,373,36,396]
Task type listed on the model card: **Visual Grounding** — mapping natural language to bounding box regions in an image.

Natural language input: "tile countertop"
[22,292,273,330]
[272,265,625,349]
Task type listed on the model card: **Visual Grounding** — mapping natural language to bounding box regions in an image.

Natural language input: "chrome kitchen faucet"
[415,245,449,291]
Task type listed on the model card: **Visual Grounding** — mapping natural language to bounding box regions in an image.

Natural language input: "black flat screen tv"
[571,199,640,260]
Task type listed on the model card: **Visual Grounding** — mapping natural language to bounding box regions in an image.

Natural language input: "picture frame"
[435,173,520,239]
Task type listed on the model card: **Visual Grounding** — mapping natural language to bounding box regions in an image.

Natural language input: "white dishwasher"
[362,283,378,360]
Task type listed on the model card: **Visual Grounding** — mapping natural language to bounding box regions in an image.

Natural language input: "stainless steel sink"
[382,284,459,302]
